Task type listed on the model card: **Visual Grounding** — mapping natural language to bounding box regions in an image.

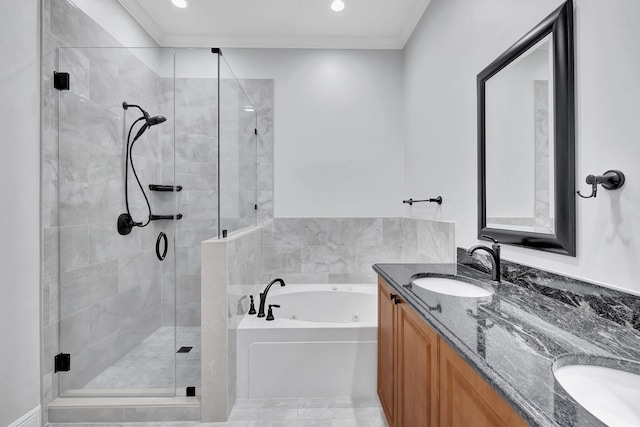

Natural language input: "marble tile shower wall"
[261,217,455,284]
[41,0,168,410]
[157,77,273,328]
[159,76,218,328]
[43,48,167,395]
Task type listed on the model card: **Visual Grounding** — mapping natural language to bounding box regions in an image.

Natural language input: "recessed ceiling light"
[330,0,345,12]
[172,0,187,8]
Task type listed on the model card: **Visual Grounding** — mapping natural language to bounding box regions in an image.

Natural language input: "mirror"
[477,0,575,256]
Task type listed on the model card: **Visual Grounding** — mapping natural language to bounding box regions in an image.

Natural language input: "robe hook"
[577,170,625,199]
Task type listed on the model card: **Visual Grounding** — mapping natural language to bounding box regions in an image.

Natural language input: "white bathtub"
[236,283,378,399]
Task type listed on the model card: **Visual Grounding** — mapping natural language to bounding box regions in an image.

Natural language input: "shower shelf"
[150,214,183,221]
[149,184,183,192]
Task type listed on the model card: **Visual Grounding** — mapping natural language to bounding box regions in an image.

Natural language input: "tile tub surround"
[373,263,640,427]
[457,248,640,333]
[262,217,455,284]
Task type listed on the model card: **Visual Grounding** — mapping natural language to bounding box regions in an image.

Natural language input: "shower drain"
[177,346,193,353]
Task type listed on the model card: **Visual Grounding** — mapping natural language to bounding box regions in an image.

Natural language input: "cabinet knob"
[394,297,402,305]
[390,293,397,301]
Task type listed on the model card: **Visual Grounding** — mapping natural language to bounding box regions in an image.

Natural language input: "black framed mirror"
[477,0,575,256]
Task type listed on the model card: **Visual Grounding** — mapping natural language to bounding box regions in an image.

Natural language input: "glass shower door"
[55,47,177,397]
[218,54,258,236]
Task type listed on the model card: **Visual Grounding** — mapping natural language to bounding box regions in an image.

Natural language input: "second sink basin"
[410,275,494,298]
[553,355,640,427]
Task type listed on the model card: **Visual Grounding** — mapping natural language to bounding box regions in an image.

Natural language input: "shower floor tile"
[82,326,201,391]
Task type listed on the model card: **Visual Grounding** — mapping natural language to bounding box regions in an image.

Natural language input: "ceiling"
[116,0,432,49]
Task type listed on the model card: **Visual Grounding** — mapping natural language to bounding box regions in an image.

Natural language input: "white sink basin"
[411,276,493,298]
[554,361,640,427]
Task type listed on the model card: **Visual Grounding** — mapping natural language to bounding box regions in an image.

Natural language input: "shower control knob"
[266,304,280,321]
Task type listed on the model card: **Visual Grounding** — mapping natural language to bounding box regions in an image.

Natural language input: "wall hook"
[577,170,625,199]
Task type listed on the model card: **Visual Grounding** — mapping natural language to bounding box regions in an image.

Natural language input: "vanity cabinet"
[378,278,438,427]
[439,342,529,427]
[377,277,396,424]
[377,277,529,427]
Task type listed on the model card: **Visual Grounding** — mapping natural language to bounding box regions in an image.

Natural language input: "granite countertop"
[373,263,640,427]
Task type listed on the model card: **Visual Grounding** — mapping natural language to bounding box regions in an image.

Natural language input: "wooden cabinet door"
[439,340,529,427]
[378,278,397,426]
[396,299,439,427]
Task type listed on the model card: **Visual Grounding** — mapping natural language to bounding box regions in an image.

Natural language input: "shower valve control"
[266,304,280,321]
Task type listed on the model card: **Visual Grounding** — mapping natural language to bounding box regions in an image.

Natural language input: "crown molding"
[118,0,430,50]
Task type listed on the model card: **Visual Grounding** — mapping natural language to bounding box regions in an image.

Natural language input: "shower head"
[123,102,165,127]
[131,117,166,142]
[147,115,166,126]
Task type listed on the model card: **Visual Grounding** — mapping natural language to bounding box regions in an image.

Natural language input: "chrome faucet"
[466,235,501,282]
[257,278,286,317]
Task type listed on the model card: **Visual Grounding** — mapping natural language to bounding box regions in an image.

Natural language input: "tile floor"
[55,327,387,426]
[48,397,388,427]
[82,326,201,390]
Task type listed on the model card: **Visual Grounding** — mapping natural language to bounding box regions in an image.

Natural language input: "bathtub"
[236,283,378,399]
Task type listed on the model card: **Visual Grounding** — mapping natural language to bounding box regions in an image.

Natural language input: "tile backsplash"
[458,248,640,332]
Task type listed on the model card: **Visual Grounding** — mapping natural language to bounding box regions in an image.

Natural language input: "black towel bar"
[403,196,442,206]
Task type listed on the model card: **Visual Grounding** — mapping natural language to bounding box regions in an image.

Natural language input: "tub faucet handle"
[257,278,286,317]
[266,304,280,321]
[248,295,256,315]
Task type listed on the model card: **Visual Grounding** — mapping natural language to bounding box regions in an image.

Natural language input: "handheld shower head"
[123,102,165,127]
[147,115,166,126]
[118,102,166,236]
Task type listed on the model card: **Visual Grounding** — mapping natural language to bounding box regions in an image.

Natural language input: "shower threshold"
[48,395,201,423]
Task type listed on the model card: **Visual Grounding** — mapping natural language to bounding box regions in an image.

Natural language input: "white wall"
[0,0,42,425]
[71,0,157,48]
[223,49,405,218]
[404,0,640,295]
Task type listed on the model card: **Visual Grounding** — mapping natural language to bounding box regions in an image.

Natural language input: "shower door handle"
[156,232,168,261]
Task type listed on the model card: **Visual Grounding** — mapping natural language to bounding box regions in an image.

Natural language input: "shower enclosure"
[46,47,257,397]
